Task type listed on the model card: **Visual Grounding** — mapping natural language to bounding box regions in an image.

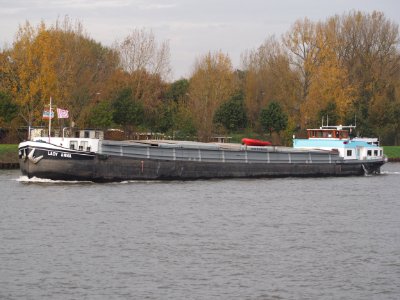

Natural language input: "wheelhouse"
[307,128,349,139]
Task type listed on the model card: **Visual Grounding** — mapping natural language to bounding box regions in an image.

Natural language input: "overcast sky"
[1,0,399,80]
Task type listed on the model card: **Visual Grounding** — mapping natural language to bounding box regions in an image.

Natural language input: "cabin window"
[95,131,100,139]
[70,141,78,150]
[367,150,372,156]
[374,150,378,156]
[80,141,88,151]
[347,150,352,157]
[84,131,90,138]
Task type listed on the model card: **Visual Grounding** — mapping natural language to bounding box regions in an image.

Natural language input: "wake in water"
[380,171,400,175]
[16,176,94,184]
[16,176,162,185]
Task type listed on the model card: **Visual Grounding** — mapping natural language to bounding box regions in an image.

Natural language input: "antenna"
[49,96,52,143]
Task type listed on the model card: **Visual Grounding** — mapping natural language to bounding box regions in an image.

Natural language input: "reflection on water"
[1,163,400,299]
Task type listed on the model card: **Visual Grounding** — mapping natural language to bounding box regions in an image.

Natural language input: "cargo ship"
[18,125,386,182]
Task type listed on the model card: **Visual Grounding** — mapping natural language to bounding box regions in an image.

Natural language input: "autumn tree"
[52,18,119,127]
[188,51,236,141]
[281,11,400,141]
[241,36,301,130]
[114,28,170,122]
[1,17,118,129]
[6,21,52,128]
[116,28,170,79]
[299,20,355,127]
[2,12,400,145]
[0,50,17,100]
[337,11,400,136]
[283,18,319,104]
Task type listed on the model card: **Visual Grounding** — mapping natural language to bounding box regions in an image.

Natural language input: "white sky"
[1,0,399,81]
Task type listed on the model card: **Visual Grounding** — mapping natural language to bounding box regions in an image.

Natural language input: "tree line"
[1,11,400,145]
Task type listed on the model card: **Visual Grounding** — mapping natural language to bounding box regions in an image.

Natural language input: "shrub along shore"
[1,144,399,170]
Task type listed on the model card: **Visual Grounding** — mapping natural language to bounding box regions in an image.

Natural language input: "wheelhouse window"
[374,150,378,156]
[367,150,372,156]
[308,129,349,139]
[339,131,349,139]
[347,150,352,157]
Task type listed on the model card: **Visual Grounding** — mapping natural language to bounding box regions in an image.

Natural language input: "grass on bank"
[0,144,18,163]
[382,146,400,159]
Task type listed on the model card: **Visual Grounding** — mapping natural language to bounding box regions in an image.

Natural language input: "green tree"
[152,101,175,133]
[112,88,144,136]
[165,79,189,102]
[173,103,197,140]
[88,101,114,128]
[317,101,339,127]
[214,91,248,132]
[0,91,18,125]
[260,101,288,135]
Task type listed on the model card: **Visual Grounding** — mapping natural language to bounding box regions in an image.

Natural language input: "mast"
[48,96,52,143]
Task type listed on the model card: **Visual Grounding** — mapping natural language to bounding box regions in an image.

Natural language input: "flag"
[42,110,54,119]
[57,108,69,119]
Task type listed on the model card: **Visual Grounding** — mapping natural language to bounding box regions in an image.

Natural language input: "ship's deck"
[99,139,340,164]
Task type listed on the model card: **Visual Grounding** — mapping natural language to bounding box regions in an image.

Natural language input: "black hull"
[19,145,385,182]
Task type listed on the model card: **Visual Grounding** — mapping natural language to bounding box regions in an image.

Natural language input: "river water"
[1,163,400,299]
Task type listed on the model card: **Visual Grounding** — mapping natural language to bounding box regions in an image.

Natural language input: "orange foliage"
[188,51,236,141]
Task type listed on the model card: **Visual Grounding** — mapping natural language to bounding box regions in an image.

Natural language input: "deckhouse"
[293,125,385,161]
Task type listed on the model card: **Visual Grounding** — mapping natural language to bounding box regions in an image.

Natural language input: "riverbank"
[382,146,400,162]
[1,144,400,169]
[0,144,18,169]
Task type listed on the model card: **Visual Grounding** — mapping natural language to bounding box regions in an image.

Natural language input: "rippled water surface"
[1,164,400,299]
